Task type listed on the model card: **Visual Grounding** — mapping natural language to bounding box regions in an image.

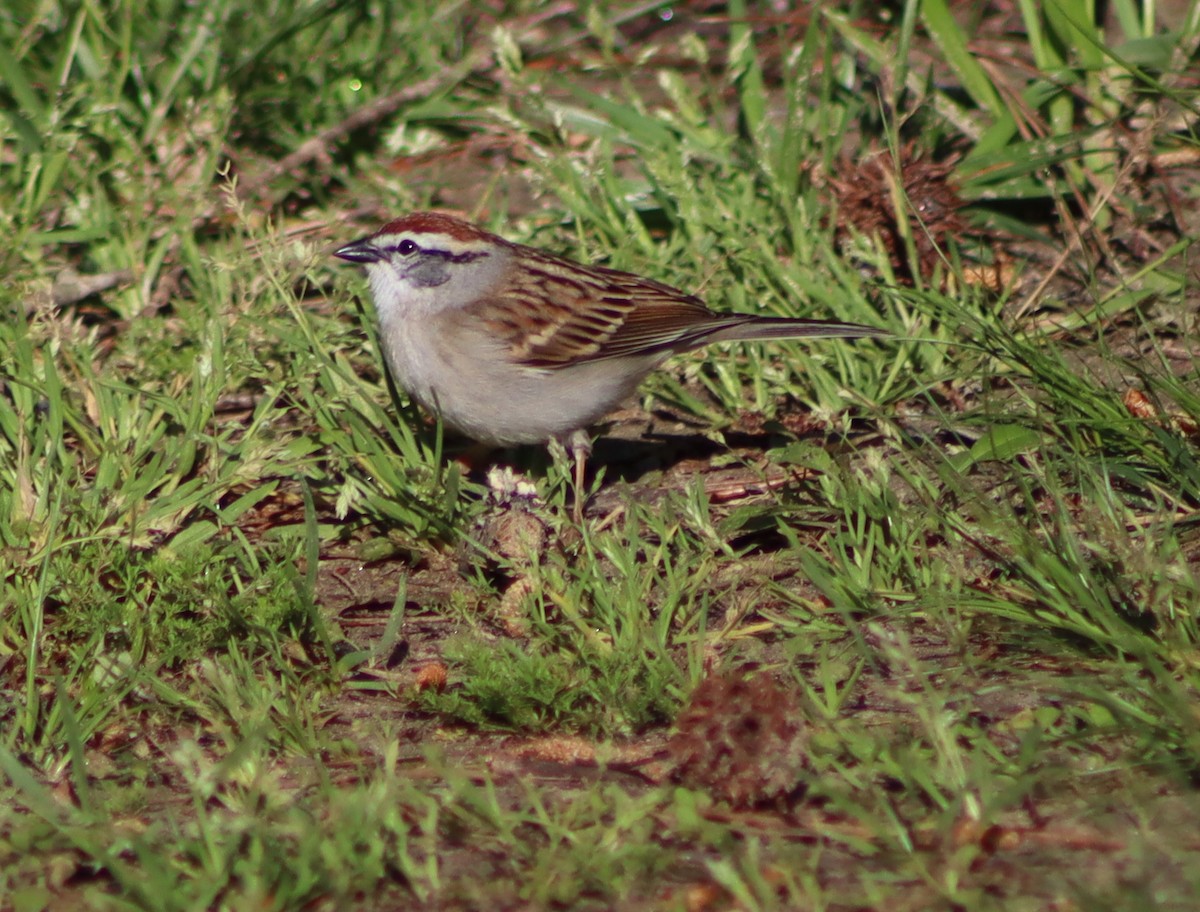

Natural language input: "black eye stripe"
[380,238,491,264]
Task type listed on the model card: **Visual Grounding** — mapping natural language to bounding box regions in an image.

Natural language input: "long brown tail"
[701,314,889,347]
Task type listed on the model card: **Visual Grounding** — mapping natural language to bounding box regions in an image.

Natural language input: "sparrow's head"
[335,212,508,311]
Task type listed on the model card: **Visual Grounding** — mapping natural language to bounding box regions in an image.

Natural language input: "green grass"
[4,0,1200,908]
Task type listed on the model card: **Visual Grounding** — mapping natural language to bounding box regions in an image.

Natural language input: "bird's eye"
[397,239,418,255]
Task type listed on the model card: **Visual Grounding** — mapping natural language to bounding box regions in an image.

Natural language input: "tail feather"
[570,313,887,366]
[700,314,888,347]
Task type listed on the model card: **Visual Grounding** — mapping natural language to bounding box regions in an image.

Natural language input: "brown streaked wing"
[473,250,721,368]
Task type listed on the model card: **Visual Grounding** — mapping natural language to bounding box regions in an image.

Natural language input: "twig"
[51,269,136,306]
[236,52,488,201]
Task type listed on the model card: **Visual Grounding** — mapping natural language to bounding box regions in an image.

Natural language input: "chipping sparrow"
[336,212,886,517]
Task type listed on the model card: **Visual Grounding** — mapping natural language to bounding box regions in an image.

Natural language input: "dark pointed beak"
[333,237,383,263]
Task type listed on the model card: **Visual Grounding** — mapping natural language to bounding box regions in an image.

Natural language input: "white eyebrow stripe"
[374,233,488,257]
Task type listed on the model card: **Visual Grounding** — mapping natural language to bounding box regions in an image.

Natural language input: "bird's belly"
[380,321,654,445]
